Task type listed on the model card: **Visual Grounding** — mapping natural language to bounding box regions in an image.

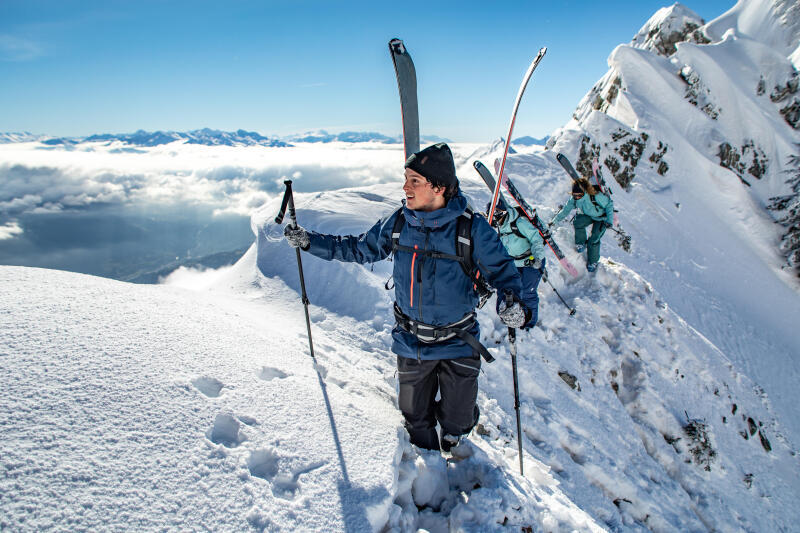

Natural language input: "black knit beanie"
[572,181,584,194]
[404,143,458,189]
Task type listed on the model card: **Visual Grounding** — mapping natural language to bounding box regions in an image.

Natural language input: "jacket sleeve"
[603,195,614,225]
[517,217,546,260]
[470,214,523,300]
[551,197,576,225]
[304,210,397,264]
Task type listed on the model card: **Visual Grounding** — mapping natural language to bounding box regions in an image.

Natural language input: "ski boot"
[576,244,586,253]
[586,262,598,272]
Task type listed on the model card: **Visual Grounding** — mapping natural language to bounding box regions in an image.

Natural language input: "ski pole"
[275,180,316,363]
[542,272,576,316]
[504,292,524,476]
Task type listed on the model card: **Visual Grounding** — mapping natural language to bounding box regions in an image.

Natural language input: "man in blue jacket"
[550,178,614,272]
[284,143,528,452]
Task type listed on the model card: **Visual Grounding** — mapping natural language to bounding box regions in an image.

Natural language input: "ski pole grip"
[284,180,299,228]
[274,180,293,225]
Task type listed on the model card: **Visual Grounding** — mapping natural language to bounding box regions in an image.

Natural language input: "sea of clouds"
[0,141,407,280]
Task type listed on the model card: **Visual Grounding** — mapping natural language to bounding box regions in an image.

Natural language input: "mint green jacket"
[498,207,545,267]
[552,193,614,226]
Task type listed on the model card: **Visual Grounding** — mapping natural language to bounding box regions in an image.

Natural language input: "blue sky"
[1,0,735,142]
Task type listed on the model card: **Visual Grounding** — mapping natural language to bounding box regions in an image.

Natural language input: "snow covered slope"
[545,0,800,444]
[0,263,402,531]
[249,163,799,530]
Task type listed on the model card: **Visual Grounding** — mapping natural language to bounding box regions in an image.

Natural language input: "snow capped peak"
[630,3,709,57]
[0,131,45,143]
[705,0,800,57]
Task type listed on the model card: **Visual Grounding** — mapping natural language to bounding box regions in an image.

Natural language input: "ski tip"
[389,38,406,54]
[473,160,484,170]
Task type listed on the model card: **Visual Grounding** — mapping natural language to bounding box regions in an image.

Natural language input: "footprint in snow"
[247,448,325,500]
[192,376,225,398]
[258,367,288,381]
[208,412,245,448]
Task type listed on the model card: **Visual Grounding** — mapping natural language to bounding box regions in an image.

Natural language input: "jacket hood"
[402,189,468,229]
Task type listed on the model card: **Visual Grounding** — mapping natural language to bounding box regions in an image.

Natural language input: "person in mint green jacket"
[549,178,614,272]
[489,200,546,329]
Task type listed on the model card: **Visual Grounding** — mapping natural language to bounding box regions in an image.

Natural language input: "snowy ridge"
[247,166,799,530]
[706,0,800,57]
[544,0,800,447]
[630,4,711,57]
[3,1,800,530]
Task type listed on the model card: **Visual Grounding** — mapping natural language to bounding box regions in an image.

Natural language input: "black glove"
[604,222,613,229]
[283,224,310,250]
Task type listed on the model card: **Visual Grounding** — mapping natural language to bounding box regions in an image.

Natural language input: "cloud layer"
[0,141,405,223]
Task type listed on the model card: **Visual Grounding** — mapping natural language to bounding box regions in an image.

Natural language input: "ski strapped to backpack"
[487,47,547,227]
[388,38,420,160]
[474,160,579,277]
[389,206,494,309]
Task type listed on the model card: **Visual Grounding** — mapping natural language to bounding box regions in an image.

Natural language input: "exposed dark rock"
[770,73,799,103]
[780,99,800,129]
[558,371,581,391]
[679,66,720,119]
[718,141,769,184]
[683,417,716,471]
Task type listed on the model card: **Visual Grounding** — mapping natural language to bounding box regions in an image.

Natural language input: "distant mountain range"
[0,128,514,148]
[511,135,550,146]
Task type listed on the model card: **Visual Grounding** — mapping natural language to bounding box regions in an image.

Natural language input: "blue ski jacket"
[552,192,614,226]
[305,190,523,360]
[498,207,546,267]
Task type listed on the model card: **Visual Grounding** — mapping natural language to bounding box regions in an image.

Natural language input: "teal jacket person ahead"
[551,179,614,270]
[552,187,614,226]
[496,205,545,267]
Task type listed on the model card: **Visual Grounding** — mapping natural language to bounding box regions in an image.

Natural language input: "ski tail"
[592,157,620,225]
[474,160,579,278]
[388,38,420,160]
[556,152,582,183]
[487,47,547,227]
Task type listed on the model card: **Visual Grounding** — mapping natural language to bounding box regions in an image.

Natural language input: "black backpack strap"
[457,208,494,308]
[390,207,405,253]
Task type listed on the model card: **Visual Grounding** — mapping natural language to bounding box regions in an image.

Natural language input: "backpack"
[389,207,494,308]
[505,206,528,240]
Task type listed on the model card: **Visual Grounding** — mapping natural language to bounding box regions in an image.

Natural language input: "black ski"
[388,38,420,160]
[474,160,578,277]
[556,152,582,182]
